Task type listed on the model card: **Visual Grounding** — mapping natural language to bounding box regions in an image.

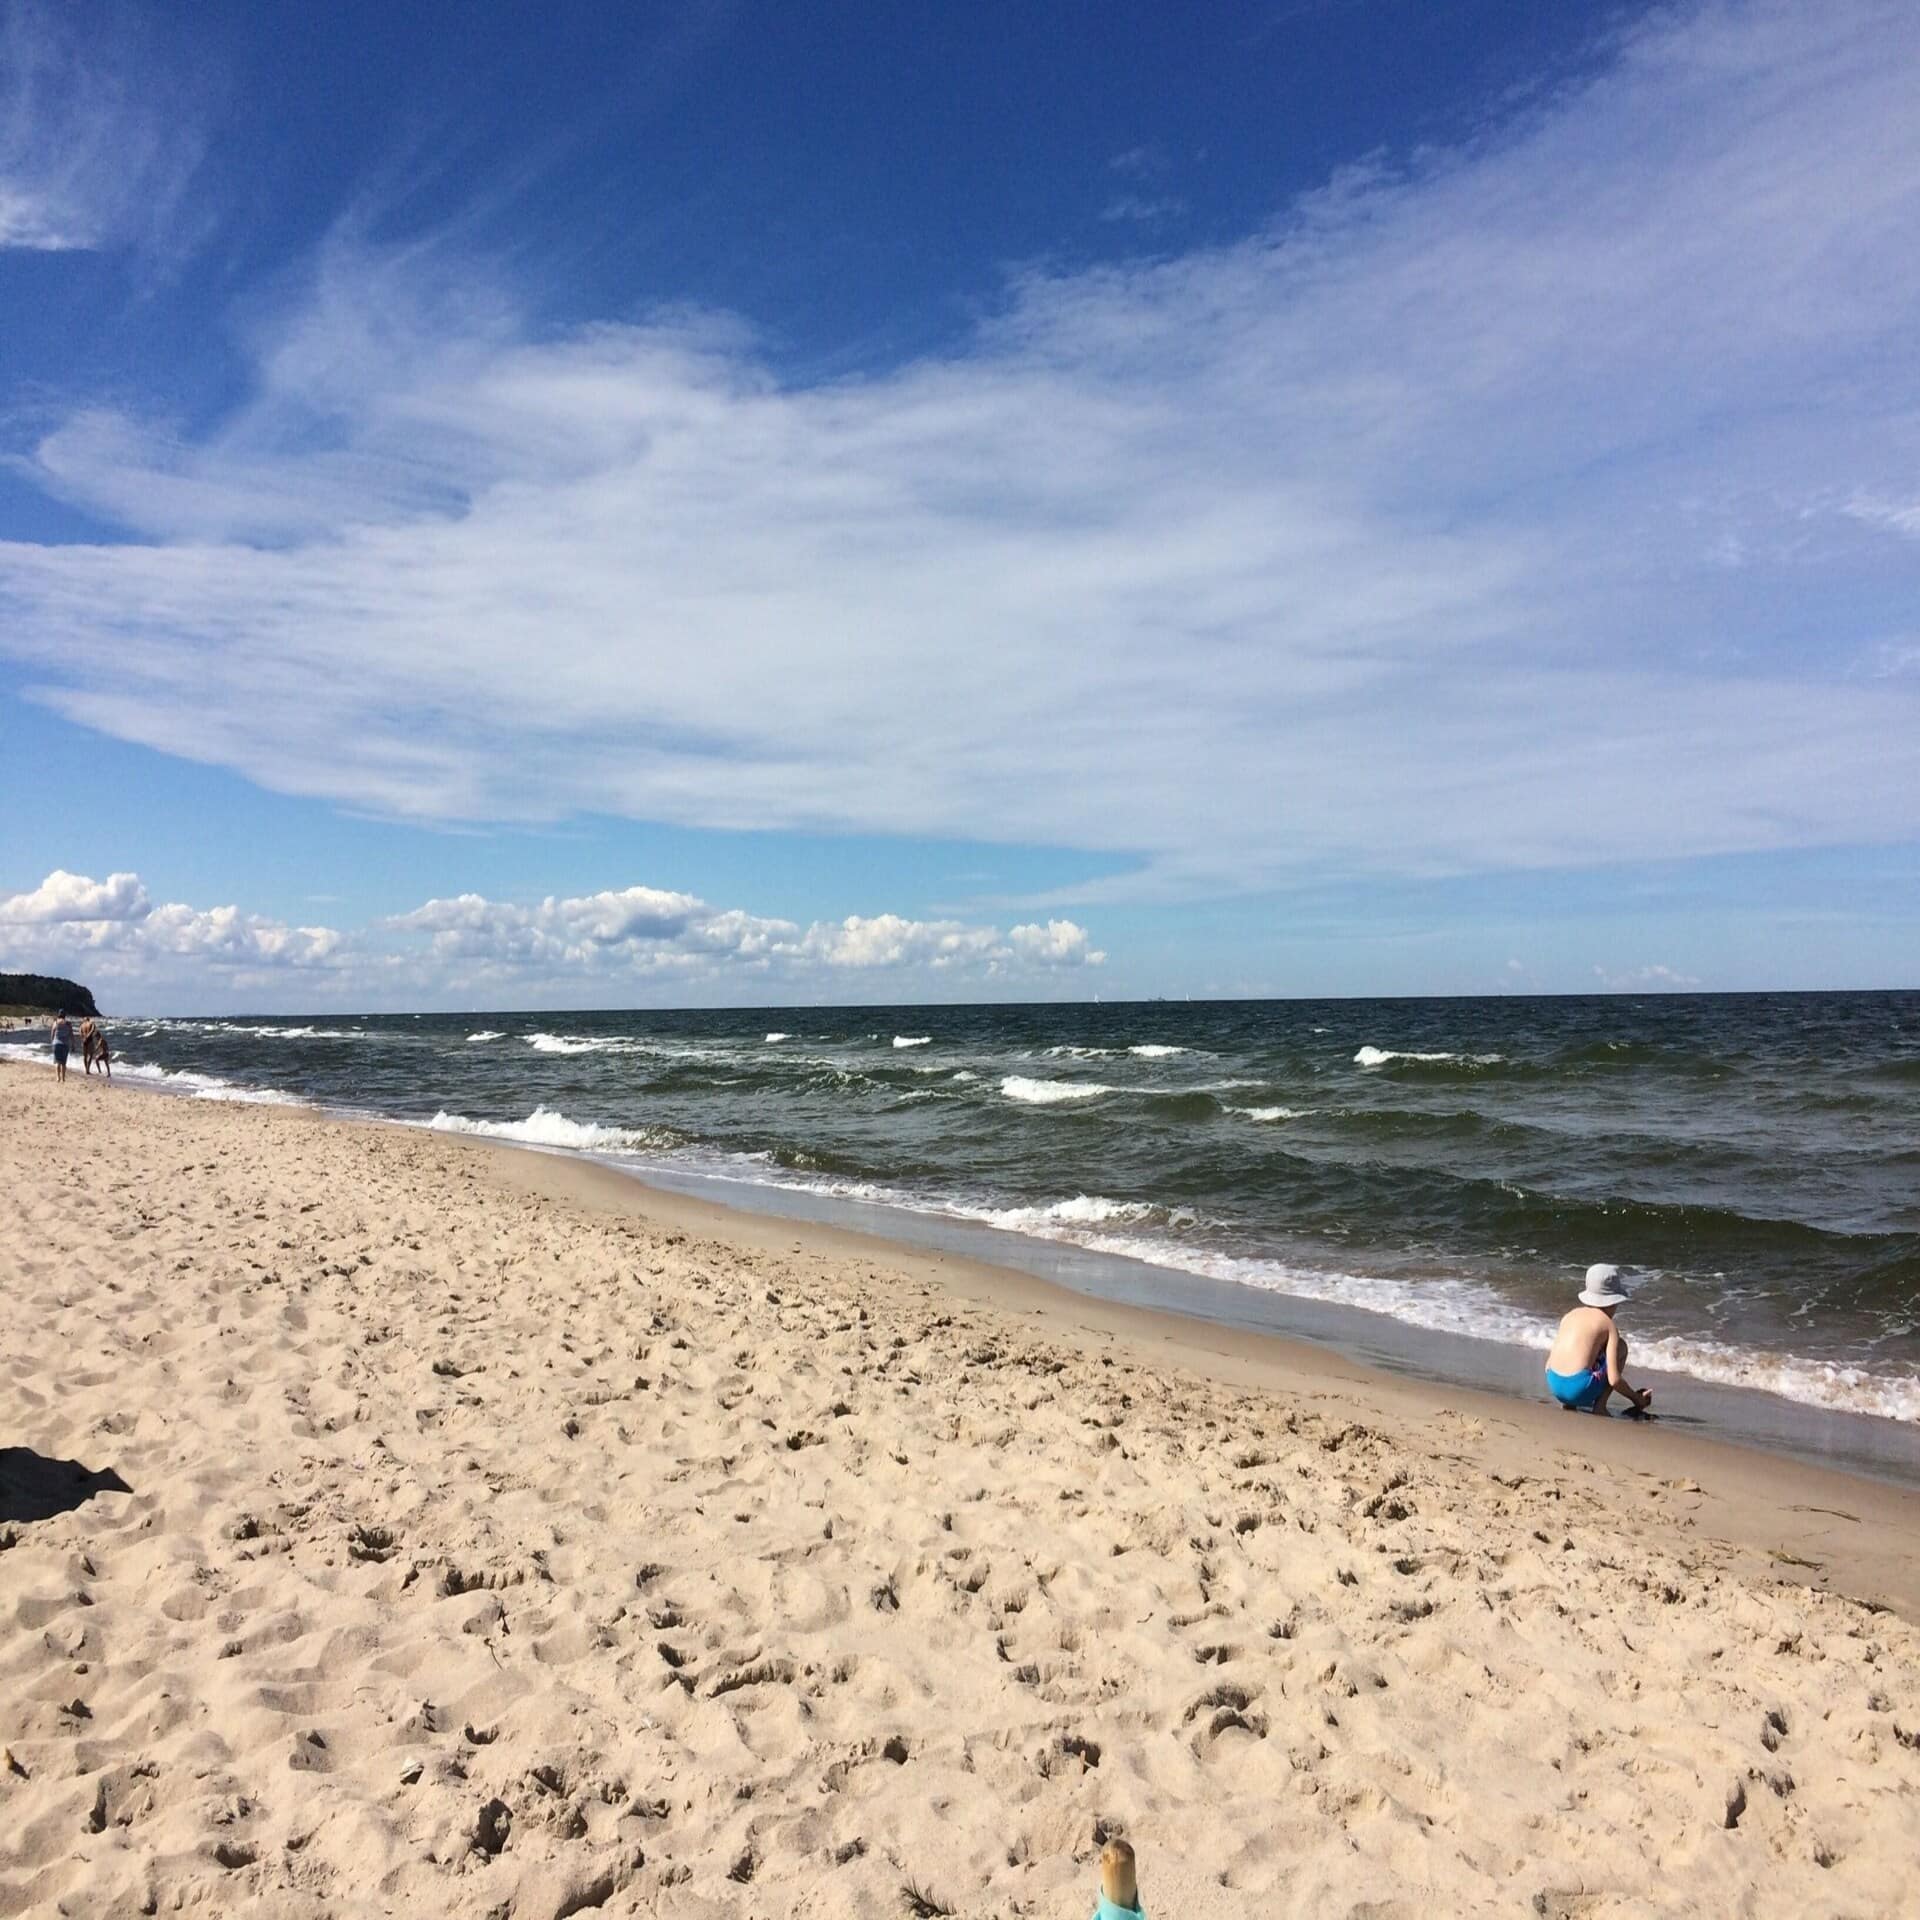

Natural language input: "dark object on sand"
[0,1447,132,1526]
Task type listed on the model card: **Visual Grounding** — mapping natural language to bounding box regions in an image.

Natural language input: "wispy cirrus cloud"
[1099,193,1187,225]
[0,2,207,254]
[1,2,1917,906]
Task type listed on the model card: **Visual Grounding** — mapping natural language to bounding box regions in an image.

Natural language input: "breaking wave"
[427,1106,679,1152]
[1000,1075,1114,1105]
[1354,1045,1505,1070]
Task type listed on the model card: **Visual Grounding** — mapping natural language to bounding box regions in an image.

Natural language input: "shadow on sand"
[0,1447,132,1528]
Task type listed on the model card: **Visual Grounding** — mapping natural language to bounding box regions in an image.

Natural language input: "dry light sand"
[2,1066,1917,1918]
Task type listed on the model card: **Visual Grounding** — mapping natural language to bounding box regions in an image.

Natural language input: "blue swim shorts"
[1546,1364,1609,1412]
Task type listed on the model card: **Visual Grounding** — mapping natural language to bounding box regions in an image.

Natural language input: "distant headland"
[0,972,100,1020]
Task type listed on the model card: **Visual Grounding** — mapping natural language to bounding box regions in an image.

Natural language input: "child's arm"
[1606,1326,1652,1411]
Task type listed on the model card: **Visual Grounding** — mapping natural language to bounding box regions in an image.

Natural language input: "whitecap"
[118,1062,237,1092]
[115,1062,304,1105]
[466,1030,505,1042]
[1129,1043,1187,1058]
[1354,1045,1503,1069]
[893,1035,932,1049]
[972,1194,1157,1229]
[1000,1075,1113,1105]
[764,1032,792,1043]
[427,1105,670,1152]
[1228,1105,1305,1122]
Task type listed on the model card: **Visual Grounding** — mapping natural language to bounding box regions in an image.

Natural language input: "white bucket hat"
[1579,1262,1630,1309]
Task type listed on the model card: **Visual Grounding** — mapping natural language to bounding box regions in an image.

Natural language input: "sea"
[9,993,1917,1472]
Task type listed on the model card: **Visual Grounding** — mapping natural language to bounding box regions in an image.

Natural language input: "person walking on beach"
[80,1016,99,1074]
[89,1021,111,1081]
[50,1010,74,1082]
[1545,1264,1652,1415]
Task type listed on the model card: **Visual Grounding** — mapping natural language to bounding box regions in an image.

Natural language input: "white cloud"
[0,870,344,977]
[1108,145,1170,179]
[388,887,794,974]
[387,887,1102,987]
[1846,495,1920,541]
[1592,962,1701,991]
[1100,194,1187,225]
[1,870,1105,1005]
[1,2,1917,902]
[0,868,151,923]
[798,915,1000,970]
[140,904,342,968]
[0,3,205,254]
[1007,919,1106,966]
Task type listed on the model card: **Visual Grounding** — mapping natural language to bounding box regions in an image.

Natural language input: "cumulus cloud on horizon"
[0,872,1104,1006]
[2,2,1918,906]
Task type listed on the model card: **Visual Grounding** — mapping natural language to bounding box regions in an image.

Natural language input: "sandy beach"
[2,1066,1917,1919]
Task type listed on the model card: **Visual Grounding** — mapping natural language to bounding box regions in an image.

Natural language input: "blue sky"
[2,0,1918,1011]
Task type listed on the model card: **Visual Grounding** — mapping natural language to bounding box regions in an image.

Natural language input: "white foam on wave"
[1354,1045,1504,1069]
[524,1031,671,1056]
[765,1032,792,1043]
[967,1194,1160,1230]
[1129,1043,1187,1058]
[467,1030,504,1043]
[428,1105,671,1152]
[893,1035,932,1049]
[1000,1075,1114,1105]
[1043,1044,1121,1057]
[184,1022,370,1041]
[114,1061,304,1105]
[951,1070,979,1083]
[1229,1105,1306,1122]
[117,1061,234,1091]
[1620,1336,1920,1424]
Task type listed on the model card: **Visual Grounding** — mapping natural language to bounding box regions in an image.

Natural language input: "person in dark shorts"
[51,1010,73,1082]
[90,1022,112,1081]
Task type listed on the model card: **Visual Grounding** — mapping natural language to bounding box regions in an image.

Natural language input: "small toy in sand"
[1092,1838,1145,1918]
